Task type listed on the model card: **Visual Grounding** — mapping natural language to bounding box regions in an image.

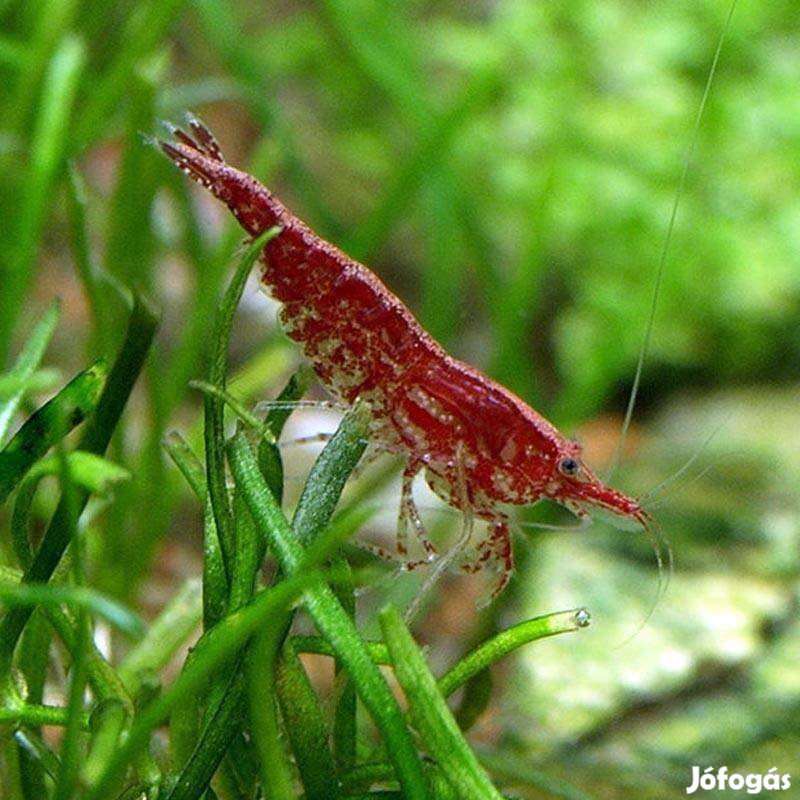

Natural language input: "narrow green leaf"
[303,502,378,571]
[0,293,159,671]
[7,0,79,133]
[332,556,357,771]
[171,404,369,799]
[163,431,206,500]
[9,456,127,577]
[2,554,136,714]
[438,608,591,698]
[229,483,262,611]
[18,609,50,706]
[0,702,88,729]
[190,379,275,443]
[118,579,202,692]
[292,401,370,546]
[333,670,356,772]
[105,52,164,287]
[291,608,591,725]
[165,664,248,800]
[290,636,388,664]
[0,34,85,356]
[204,226,281,584]
[227,431,428,800]
[168,672,201,779]
[11,481,40,570]
[275,641,339,799]
[14,730,62,782]
[0,360,108,505]
[0,583,144,637]
[201,497,228,628]
[0,368,60,401]
[0,299,60,443]
[220,735,259,800]
[379,604,504,800]
[16,611,51,798]
[85,574,312,800]
[42,602,133,713]
[65,164,125,355]
[82,699,128,787]
[259,366,315,504]
[22,451,130,496]
[453,666,492,734]
[75,0,188,143]
[248,622,296,800]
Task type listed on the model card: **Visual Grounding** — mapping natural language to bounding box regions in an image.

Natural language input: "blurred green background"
[1,0,799,797]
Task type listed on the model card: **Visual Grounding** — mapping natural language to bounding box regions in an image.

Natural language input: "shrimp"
[159,117,656,599]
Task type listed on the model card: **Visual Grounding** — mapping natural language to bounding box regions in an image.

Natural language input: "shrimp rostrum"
[160,118,658,599]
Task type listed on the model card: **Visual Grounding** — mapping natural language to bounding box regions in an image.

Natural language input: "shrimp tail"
[157,115,290,237]
[158,116,227,190]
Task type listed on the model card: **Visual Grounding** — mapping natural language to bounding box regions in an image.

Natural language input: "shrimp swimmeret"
[159,118,659,600]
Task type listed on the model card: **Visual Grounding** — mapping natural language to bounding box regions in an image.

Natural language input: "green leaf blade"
[0,299,60,443]
[0,360,108,506]
[380,605,504,800]
[227,430,429,800]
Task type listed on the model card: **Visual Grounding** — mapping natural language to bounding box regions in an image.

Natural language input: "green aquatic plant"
[0,240,589,799]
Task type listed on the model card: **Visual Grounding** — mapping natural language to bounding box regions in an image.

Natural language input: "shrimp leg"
[486,517,514,599]
[404,442,478,619]
[460,515,513,604]
[397,462,437,560]
[282,432,335,448]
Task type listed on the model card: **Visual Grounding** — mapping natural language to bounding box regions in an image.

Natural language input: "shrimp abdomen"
[159,123,438,406]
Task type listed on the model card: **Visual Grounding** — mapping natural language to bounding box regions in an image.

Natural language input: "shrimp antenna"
[515,514,593,535]
[613,512,673,649]
[606,0,740,482]
[638,415,730,504]
[646,450,744,510]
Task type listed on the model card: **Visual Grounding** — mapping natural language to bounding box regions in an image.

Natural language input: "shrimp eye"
[558,457,580,477]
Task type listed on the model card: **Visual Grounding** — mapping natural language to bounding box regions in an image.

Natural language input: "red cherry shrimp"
[158,117,664,604]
